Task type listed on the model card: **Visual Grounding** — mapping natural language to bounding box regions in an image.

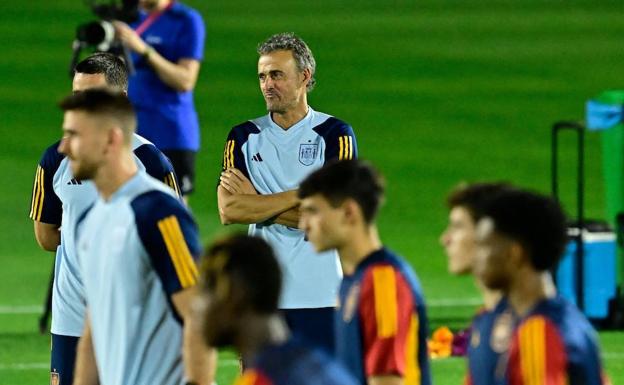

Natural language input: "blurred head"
[197,234,282,348]
[440,183,510,275]
[73,52,128,93]
[298,160,385,252]
[474,189,567,291]
[139,0,170,12]
[58,89,136,180]
[257,33,315,113]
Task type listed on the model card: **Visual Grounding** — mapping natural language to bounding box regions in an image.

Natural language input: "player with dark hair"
[298,160,431,385]
[217,32,357,353]
[471,188,608,385]
[28,52,179,385]
[197,234,358,385]
[60,89,214,385]
[73,52,129,91]
[440,182,511,308]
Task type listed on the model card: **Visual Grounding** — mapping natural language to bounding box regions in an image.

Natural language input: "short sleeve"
[313,117,358,162]
[134,143,181,197]
[508,316,568,385]
[220,122,259,180]
[131,190,201,295]
[29,143,63,225]
[176,9,205,60]
[359,264,423,380]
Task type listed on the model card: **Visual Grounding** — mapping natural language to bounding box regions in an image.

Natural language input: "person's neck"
[236,314,289,360]
[93,151,138,201]
[507,267,554,316]
[475,279,502,310]
[271,101,308,130]
[338,225,382,275]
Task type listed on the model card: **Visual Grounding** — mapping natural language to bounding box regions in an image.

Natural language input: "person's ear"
[301,68,311,87]
[342,199,362,225]
[508,241,526,267]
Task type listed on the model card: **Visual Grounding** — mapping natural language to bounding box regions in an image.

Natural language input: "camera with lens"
[70,0,139,75]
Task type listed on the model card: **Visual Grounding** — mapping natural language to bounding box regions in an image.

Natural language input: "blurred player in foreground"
[298,160,431,385]
[58,89,214,385]
[197,234,358,385]
[29,52,180,385]
[472,188,608,385]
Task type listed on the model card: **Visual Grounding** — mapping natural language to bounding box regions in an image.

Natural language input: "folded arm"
[217,168,299,225]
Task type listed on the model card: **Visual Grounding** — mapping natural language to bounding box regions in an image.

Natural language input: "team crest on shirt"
[299,144,318,166]
[342,283,360,322]
[490,310,514,353]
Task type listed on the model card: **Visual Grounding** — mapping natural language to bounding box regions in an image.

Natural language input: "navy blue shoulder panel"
[30,141,65,224]
[313,117,358,162]
[39,141,65,175]
[131,190,201,296]
[220,121,260,180]
[134,144,180,197]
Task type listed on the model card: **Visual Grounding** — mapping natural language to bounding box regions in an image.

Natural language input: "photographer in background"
[114,0,205,202]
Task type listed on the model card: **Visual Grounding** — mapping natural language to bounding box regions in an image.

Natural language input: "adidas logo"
[252,153,263,162]
[67,178,82,185]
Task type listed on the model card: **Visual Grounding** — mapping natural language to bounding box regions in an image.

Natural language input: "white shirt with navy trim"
[222,107,358,308]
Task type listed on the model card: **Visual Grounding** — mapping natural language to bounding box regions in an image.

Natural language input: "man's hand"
[113,21,148,54]
[220,168,257,195]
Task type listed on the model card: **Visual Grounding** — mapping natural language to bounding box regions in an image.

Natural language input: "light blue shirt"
[222,107,358,308]
[76,171,200,385]
[30,135,178,336]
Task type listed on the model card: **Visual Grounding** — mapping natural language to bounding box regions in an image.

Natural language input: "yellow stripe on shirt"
[29,166,42,219]
[222,141,229,170]
[347,136,353,159]
[228,140,235,168]
[519,317,546,385]
[31,166,45,221]
[157,215,198,288]
[373,266,398,338]
[164,173,181,197]
[339,136,345,160]
[404,314,421,385]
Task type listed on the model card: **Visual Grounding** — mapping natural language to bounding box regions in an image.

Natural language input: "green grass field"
[1,0,623,383]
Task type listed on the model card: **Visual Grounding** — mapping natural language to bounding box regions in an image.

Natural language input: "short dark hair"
[200,234,281,314]
[446,182,512,222]
[298,160,385,224]
[74,52,128,91]
[59,89,136,141]
[482,189,568,271]
[257,32,316,92]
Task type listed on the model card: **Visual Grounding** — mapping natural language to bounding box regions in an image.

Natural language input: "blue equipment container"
[556,228,617,319]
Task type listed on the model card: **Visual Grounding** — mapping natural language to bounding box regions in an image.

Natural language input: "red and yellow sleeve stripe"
[223,139,235,170]
[372,266,399,338]
[29,166,45,221]
[157,215,198,288]
[361,264,422,382]
[338,135,354,160]
[163,172,181,197]
[509,316,567,385]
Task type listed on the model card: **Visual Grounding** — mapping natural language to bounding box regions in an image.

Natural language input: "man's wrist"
[142,45,153,60]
